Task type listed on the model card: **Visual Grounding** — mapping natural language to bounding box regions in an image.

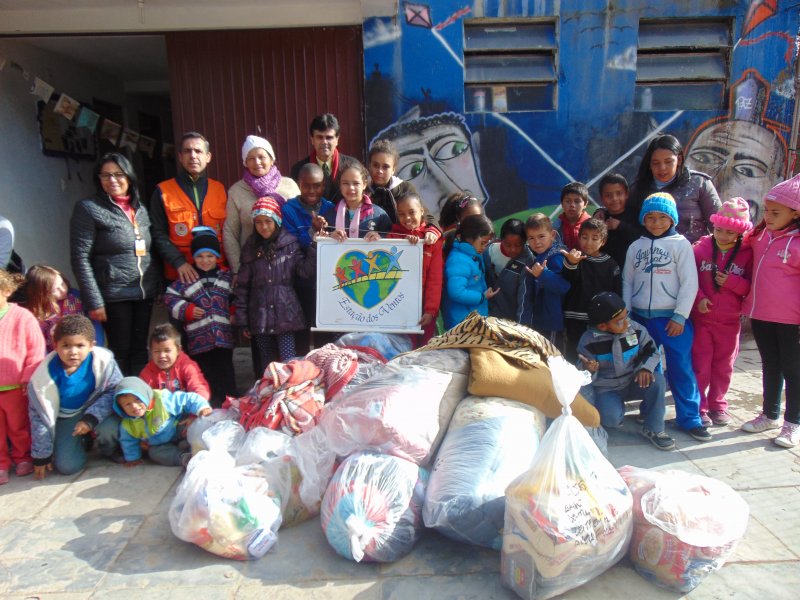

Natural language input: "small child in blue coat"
[113,376,211,467]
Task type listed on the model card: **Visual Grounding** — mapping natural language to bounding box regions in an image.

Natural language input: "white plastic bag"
[334,331,413,360]
[235,427,292,466]
[202,420,246,455]
[186,408,237,454]
[501,357,632,600]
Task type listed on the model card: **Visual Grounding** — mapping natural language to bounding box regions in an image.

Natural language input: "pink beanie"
[764,173,800,212]
[709,197,752,234]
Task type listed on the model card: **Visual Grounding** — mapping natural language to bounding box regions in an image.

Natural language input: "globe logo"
[333,247,406,309]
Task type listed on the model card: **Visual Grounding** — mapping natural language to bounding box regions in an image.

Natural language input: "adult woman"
[223,135,301,274]
[70,153,159,375]
[629,135,721,243]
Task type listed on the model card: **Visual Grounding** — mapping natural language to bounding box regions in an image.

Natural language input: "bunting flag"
[75,106,100,133]
[119,128,140,152]
[138,135,156,158]
[100,119,122,145]
[31,77,55,103]
[53,93,80,120]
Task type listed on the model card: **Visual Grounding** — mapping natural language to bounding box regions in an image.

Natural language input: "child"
[483,218,533,322]
[623,192,711,443]
[740,175,800,447]
[691,198,753,427]
[561,218,622,361]
[113,376,211,467]
[593,173,642,267]
[164,227,235,407]
[367,139,419,224]
[235,196,316,378]
[578,292,674,450]
[139,323,211,400]
[388,192,443,345]
[29,314,123,478]
[517,213,570,348]
[553,181,592,251]
[439,192,483,235]
[0,270,45,484]
[442,214,497,330]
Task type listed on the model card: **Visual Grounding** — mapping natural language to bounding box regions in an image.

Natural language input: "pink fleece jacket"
[743,225,800,324]
[691,235,752,325]
[0,304,46,386]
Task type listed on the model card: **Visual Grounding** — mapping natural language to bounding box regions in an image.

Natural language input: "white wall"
[0,38,125,279]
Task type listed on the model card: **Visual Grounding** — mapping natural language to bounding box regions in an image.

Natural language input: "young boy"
[164,227,235,407]
[623,192,711,443]
[561,219,622,361]
[593,173,642,267]
[578,292,675,450]
[484,218,533,322]
[517,213,570,348]
[553,181,592,251]
[113,376,211,467]
[28,314,123,478]
[139,323,211,400]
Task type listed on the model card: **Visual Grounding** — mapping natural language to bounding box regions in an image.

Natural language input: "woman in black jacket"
[70,153,160,374]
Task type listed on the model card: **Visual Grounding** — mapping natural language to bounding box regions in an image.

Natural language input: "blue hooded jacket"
[442,239,489,329]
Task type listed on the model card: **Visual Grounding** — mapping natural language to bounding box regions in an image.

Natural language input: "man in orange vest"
[150,132,228,284]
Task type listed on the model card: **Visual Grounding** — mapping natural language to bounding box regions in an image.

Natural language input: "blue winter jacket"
[443,239,488,329]
[282,195,334,249]
[517,241,570,332]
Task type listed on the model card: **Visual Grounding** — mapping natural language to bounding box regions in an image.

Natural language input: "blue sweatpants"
[633,315,703,431]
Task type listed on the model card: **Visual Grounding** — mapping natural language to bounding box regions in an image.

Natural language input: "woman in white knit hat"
[223,135,301,275]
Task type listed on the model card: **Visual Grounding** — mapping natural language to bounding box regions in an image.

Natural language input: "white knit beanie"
[241,135,275,164]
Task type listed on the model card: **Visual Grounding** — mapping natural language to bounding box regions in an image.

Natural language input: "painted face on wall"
[389,121,487,219]
[685,120,785,224]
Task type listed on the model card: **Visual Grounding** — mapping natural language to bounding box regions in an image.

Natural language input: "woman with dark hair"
[70,153,160,374]
[629,135,721,243]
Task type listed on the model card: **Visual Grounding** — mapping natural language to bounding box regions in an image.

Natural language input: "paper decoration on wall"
[404,3,432,28]
[31,77,55,103]
[38,98,96,159]
[100,119,122,145]
[53,93,80,120]
[162,143,175,159]
[119,128,140,152]
[139,135,156,158]
[75,107,100,133]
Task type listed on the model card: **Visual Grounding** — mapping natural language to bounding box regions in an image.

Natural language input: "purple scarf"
[243,165,283,198]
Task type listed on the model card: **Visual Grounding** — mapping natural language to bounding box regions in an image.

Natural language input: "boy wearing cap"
[164,226,235,407]
[113,376,211,466]
[578,292,674,450]
[623,192,710,443]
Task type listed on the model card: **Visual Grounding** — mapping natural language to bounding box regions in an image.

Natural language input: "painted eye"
[397,160,426,180]
[434,140,469,161]
[733,162,767,179]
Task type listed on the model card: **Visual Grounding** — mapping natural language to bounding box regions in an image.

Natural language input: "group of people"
[0,120,798,485]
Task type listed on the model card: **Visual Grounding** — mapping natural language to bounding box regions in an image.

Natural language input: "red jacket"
[691,235,752,326]
[389,223,443,318]
[139,352,211,400]
[555,211,592,251]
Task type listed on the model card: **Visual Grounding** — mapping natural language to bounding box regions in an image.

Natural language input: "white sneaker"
[741,413,781,433]
[774,422,800,448]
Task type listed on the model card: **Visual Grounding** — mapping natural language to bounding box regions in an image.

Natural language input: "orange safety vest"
[158,177,228,279]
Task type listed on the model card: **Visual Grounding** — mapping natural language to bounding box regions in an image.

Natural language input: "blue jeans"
[53,412,120,475]
[592,371,667,433]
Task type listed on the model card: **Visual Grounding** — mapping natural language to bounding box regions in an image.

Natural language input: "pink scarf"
[335,195,374,238]
[243,165,284,200]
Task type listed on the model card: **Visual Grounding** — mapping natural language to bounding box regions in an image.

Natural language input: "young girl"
[0,269,46,484]
[23,265,85,352]
[691,198,753,427]
[740,175,800,447]
[629,135,721,243]
[367,139,419,224]
[483,218,533,322]
[234,196,316,378]
[442,214,498,330]
[439,192,483,234]
[388,192,443,346]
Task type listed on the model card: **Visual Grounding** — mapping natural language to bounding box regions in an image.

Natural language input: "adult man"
[150,132,227,283]
[290,113,355,202]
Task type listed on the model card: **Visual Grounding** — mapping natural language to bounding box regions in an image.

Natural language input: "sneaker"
[688,426,712,443]
[642,429,675,451]
[0,470,8,485]
[741,413,781,433]
[700,413,713,427]
[15,461,34,476]
[708,410,732,426]
[774,422,800,448]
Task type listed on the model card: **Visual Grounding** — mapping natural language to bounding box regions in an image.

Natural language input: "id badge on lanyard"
[134,222,146,257]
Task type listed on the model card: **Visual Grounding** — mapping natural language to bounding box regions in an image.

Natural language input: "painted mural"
[363,1,798,223]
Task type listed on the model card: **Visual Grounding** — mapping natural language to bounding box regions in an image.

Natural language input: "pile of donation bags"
[168,313,749,596]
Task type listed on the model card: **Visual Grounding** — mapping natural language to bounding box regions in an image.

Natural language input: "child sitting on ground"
[578,292,674,450]
[164,227,235,407]
[113,376,211,467]
[139,323,211,400]
[29,314,123,479]
[484,218,533,322]
[553,181,592,251]
[0,269,45,484]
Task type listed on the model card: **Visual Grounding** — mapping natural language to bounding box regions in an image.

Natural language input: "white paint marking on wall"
[431,27,463,68]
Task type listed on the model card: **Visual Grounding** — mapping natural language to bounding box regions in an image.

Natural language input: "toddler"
[139,323,211,400]
[484,218,533,322]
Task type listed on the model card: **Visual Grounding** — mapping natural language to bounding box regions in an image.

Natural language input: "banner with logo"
[315,238,423,333]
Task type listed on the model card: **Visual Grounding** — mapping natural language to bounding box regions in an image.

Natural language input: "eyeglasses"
[99,172,127,181]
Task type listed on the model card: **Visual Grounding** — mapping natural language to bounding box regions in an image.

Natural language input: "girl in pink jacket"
[740,175,800,448]
[691,199,752,426]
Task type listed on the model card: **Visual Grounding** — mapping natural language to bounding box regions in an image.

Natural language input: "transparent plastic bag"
[423,396,546,550]
[335,331,413,360]
[618,466,749,592]
[168,449,282,560]
[235,427,292,466]
[501,357,632,600]
[186,408,237,454]
[321,451,428,562]
[202,420,246,455]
